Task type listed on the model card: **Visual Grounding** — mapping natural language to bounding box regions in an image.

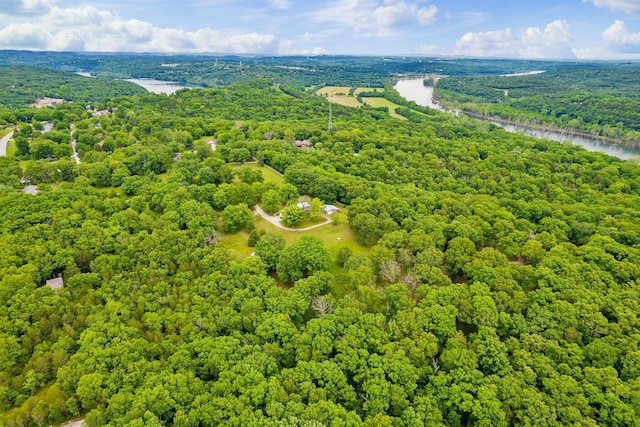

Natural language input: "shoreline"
[456,109,640,149]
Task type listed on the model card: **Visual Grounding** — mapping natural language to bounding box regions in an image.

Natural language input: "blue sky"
[0,0,639,59]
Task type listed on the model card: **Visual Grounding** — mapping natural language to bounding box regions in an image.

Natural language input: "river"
[126,78,194,95]
[393,78,640,160]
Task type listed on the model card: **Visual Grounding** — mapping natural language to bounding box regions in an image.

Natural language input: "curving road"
[253,205,331,231]
[0,130,14,156]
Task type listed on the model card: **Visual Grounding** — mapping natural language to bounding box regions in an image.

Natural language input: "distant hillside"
[0,65,147,108]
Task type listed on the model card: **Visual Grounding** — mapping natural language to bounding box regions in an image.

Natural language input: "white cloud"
[302,47,327,55]
[417,5,437,25]
[0,0,52,16]
[0,23,50,49]
[0,5,281,53]
[267,0,293,10]
[602,19,640,49]
[454,20,574,59]
[582,0,640,13]
[312,0,438,37]
[575,20,640,59]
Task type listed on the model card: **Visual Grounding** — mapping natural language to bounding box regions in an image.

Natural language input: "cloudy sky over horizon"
[0,0,639,59]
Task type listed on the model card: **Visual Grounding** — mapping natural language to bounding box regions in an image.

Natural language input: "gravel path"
[254,205,331,231]
[71,139,81,164]
[61,419,85,427]
[0,130,14,156]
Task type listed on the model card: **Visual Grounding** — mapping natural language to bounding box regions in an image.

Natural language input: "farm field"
[361,97,408,120]
[316,85,406,119]
[315,86,362,107]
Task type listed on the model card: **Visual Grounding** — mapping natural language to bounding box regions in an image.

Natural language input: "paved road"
[254,205,331,231]
[0,130,14,156]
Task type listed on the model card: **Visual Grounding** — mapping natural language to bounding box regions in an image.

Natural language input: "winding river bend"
[394,78,640,160]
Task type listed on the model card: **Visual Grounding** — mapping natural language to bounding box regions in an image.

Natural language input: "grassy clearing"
[316,86,409,120]
[354,87,384,96]
[0,128,12,139]
[6,141,17,157]
[230,162,285,185]
[315,86,363,108]
[362,98,408,120]
[222,209,368,264]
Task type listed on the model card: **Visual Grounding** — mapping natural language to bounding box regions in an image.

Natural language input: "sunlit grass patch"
[230,162,284,185]
[362,97,408,120]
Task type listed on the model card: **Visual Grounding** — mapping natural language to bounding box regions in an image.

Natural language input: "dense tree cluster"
[1,76,640,426]
[0,66,146,108]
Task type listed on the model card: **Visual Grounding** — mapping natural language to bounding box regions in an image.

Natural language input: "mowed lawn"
[230,162,285,185]
[223,210,368,265]
[223,161,368,268]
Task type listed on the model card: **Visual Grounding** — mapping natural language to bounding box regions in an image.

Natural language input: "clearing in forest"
[316,86,407,120]
[230,162,285,185]
[315,86,362,107]
[361,97,408,120]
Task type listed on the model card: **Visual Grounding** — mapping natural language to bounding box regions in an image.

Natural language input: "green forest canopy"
[0,76,639,426]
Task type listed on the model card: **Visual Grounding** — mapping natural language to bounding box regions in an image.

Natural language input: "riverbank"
[393,77,640,160]
[444,106,640,150]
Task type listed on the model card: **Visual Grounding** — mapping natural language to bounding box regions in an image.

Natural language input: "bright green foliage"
[280,203,306,227]
[1,71,640,427]
[277,235,332,283]
[221,203,252,233]
[261,189,282,214]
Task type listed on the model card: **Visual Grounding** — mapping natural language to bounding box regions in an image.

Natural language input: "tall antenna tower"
[328,103,333,133]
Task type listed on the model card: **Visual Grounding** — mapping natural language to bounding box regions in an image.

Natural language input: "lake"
[126,78,194,95]
[394,78,640,160]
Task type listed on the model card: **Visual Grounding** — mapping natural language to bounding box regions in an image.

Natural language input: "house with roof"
[323,204,340,215]
[297,201,311,213]
[46,276,64,290]
[294,139,313,148]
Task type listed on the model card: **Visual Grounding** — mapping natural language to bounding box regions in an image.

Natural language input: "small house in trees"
[46,276,64,290]
[297,201,311,213]
[22,185,38,195]
[323,204,339,215]
[294,139,313,148]
[205,139,217,150]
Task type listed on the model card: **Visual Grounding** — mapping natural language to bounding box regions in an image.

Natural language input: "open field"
[316,86,407,120]
[222,210,368,264]
[362,97,408,120]
[315,86,363,107]
[230,162,284,185]
[354,87,384,96]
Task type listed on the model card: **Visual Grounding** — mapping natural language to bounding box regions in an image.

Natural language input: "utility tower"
[328,103,333,133]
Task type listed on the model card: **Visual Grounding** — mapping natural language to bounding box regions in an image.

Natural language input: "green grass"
[221,229,254,260]
[230,163,285,185]
[314,86,409,120]
[221,210,368,266]
[315,86,363,108]
[362,97,408,120]
[6,141,17,157]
